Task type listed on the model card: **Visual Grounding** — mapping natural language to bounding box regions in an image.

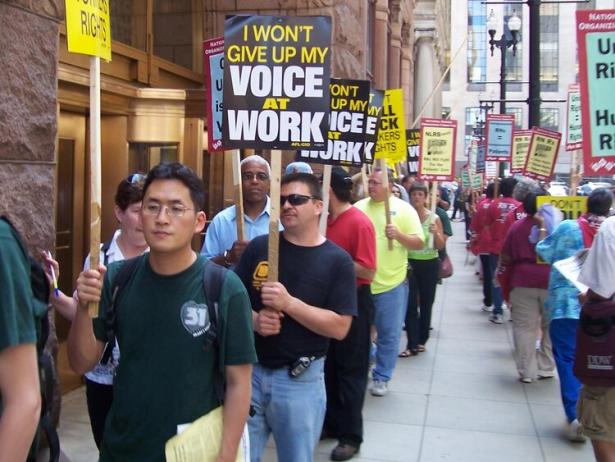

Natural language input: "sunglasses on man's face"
[280,194,321,207]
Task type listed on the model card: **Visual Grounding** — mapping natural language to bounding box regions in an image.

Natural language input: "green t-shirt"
[0,219,44,351]
[92,254,256,462]
[355,197,423,294]
[408,213,439,260]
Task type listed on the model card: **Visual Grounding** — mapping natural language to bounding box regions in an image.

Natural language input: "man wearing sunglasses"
[355,167,423,398]
[235,172,357,462]
[202,155,278,268]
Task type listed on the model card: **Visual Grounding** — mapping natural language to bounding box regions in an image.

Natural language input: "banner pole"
[493,161,500,198]
[570,150,579,196]
[267,150,281,282]
[231,150,246,240]
[377,158,394,250]
[429,181,439,249]
[88,56,102,317]
[361,164,369,199]
[319,165,332,236]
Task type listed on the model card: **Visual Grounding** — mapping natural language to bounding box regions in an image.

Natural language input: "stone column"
[387,0,402,89]
[373,0,389,89]
[413,31,439,119]
[401,23,414,125]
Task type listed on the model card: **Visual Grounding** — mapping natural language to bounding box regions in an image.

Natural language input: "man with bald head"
[355,168,423,397]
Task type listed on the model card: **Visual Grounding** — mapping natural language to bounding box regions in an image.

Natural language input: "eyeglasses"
[280,194,321,207]
[126,173,146,185]
[142,203,194,218]
[242,172,269,182]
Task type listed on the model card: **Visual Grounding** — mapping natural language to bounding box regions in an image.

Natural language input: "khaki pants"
[510,287,555,380]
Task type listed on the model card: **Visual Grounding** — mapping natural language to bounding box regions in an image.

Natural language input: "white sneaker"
[489,313,503,324]
[566,419,586,443]
[538,370,556,379]
[520,377,533,384]
[481,305,493,312]
[370,380,388,397]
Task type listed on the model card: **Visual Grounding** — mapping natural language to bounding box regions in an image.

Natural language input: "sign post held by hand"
[64,0,111,316]
[231,150,246,240]
[268,150,282,282]
[376,158,393,250]
[319,165,332,236]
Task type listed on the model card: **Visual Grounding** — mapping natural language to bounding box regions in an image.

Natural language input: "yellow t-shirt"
[355,197,423,294]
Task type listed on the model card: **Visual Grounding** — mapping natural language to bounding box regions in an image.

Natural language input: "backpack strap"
[202,260,228,404]
[101,240,112,267]
[100,256,141,365]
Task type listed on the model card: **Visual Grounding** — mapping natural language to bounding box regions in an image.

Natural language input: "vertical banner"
[418,118,458,181]
[375,89,407,166]
[471,170,483,190]
[576,10,615,175]
[406,128,420,174]
[363,89,384,165]
[485,114,515,162]
[476,141,486,173]
[204,37,225,152]
[523,128,562,182]
[64,0,111,60]
[510,130,532,173]
[461,168,471,189]
[565,83,583,151]
[468,139,478,173]
[298,78,370,166]
[222,15,332,150]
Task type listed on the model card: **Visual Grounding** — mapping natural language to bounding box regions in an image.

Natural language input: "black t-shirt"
[235,234,357,368]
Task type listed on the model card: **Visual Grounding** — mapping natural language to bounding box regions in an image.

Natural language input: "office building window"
[506,108,523,129]
[110,0,147,51]
[465,107,483,149]
[540,4,559,92]
[467,1,487,84]
[540,108,559,131]
[503,5,523,82]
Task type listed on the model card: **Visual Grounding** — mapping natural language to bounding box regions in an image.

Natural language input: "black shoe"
[331,443,359,461]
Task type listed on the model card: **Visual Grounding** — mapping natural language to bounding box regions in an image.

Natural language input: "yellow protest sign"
[375,89,407,166]
[523,128,561,181]
[65,0,111,60]
[511,130,532,174]
[537,196,587,221]
[418,118,457,181]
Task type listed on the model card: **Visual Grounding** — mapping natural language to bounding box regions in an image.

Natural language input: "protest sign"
[375,89,407,166]
[468,139,478,173]
[576,10,615,175]
[566,84,583,151]
[298,78,370,166]
[485,114,515,161]
[222,15,331,150]
[471,170,483,190]
[65,0,111,60]
[476,142,486,173]
[461,168,471,189]
[363,89,384,164]
[523,128,562,181]
[418,118,457,181]
[485,161,498,179]
[511,130,532,173]
[204,37,225,152]
[406,129,420,174]
[537,195,587,221]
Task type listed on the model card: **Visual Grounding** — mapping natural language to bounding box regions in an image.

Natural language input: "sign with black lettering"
[524,127,562,181]
[64,0,111,60]
[476,141,486,173]
[485,114,515,161]
[511,130,532,173]
[406,129,420,174]
[418,118,457,181]
[576,10,615,174]
[566,84,583,151]
[204,37,225,152]
[537,196,587,221]
[363,89,384,165]
[375,89,407,166]
[298,78,370,166]
[222,15,331,150]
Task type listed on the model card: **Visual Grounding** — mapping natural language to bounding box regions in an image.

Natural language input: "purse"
[438,254,453,279]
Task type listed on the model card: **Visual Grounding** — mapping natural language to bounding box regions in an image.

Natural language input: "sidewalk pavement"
[52,221,595,461]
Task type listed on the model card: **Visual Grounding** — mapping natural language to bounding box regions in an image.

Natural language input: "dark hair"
[331,185,352,203]
[281,172,322,199]
[522,187,549,216]
[500,177,518,198]
[115,174,145,211]
[143,162,205,211]
[485,182,495,199]
[587,188,614,216]
[408,182,429,196]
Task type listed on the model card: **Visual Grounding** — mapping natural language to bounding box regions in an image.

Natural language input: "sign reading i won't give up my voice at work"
[298,78,371,167]
[222,15,332,150]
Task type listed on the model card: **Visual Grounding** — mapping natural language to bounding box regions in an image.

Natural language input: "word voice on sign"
[229,65,324,98]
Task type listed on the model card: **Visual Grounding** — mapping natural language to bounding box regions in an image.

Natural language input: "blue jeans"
[550,318,582,422]
[489,253,504,315]
[249,358,326,462]
[372,281,409,382]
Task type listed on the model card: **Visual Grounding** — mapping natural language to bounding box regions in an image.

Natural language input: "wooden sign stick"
[88,56,102,317]
[319,164,332,236]
[231,150,246,240]
[429,181,439,249]
[493,161,500,198]
[267,150,282,282]
[361,164,369,198]
[377,158,394,250]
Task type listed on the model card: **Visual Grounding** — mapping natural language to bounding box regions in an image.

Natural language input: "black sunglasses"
[280,194,321,207]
